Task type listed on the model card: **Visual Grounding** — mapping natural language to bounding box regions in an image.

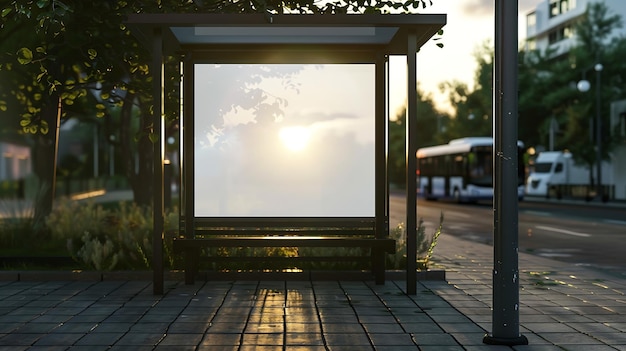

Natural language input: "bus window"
[469,149,492,186]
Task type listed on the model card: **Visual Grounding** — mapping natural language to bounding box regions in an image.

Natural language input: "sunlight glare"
[279,126,310,152]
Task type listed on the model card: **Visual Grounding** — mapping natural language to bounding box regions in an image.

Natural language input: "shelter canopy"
[126,13,446,59]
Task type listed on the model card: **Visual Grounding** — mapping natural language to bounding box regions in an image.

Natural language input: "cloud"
[460,0,542,17]
[460,0,493,17]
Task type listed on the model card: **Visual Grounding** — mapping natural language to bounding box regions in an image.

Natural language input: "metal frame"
[126,13,446,295]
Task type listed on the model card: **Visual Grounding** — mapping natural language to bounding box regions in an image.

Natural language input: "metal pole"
[374,52,388,285]
[595,64,603,201]
[406,31,418,295]
[93,124,99,178]
[152,26,164,295]
[484,0,528,345]
[52,97,62,200]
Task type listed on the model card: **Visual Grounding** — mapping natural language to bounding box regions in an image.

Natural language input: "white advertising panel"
[194,64,375,217]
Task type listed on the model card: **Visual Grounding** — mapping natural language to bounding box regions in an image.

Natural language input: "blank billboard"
[194,64,375,217]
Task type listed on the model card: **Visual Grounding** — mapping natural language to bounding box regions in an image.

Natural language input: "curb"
[0,269,446,282]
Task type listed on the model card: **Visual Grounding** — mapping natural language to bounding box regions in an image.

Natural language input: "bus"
[416,137,525,202]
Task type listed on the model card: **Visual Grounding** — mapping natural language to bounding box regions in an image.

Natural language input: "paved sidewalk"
[1,231,625,350]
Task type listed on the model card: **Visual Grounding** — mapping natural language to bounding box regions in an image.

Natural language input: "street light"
[577,63,604,201]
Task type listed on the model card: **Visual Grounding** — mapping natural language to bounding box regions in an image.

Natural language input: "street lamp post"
[576,63,604,201]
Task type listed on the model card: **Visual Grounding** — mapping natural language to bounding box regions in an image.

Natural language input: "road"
[389,194,626,278]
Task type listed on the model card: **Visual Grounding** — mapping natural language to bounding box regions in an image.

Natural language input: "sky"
[389,0,544,115]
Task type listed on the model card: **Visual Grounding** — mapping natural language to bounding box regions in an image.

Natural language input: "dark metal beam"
[405,30,418,295]
[183,55,195,239]
[152,27,165,295]
[374,52,388,284]
[483,0,528,345]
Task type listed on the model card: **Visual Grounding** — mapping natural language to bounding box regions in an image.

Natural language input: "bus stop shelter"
[126,13,446,295]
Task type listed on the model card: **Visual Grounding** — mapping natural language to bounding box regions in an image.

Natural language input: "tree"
[439,41,493,139]
[517,47,561,148]
[567,1,625,165]
[518,1,625,177]
[389,86,447,186]
[1,0,441,219]
[0,1,159,223]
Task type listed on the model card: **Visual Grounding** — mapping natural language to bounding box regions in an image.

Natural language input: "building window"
[548,24,574,44]
[550,0,577,18]
[527,12,536,30]
[3,156,13,180]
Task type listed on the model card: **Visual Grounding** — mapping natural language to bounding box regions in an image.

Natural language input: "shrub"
[42,197,443,272]
[387,212,443,270]
[45,197,173,270]
[0,198,37,250]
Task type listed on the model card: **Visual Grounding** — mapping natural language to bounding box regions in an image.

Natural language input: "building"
[0,141,31,182]
[525,0,626,201]
[525,0,626,55]
[610,100,626,199]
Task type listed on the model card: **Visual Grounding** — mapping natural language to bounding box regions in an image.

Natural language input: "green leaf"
[1,8,12,17]
[40,120,49,134]
[19,120,30,127]
[36,0,49,9]
[88,49,97,59]
[16,48,33,65]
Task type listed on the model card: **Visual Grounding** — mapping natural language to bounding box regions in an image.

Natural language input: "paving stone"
[73,332,124,346]
[369,332,416,346]
[284,332,324,346]
[324,332,371,346]
[157,333,203,346]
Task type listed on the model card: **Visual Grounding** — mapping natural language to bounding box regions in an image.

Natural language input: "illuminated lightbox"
[194,64,375,217]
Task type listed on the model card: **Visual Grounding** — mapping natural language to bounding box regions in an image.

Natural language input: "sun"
[279,126,310,152]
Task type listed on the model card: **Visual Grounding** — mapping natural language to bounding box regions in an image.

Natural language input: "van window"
[534,162,552,173]
[555,162,563,173]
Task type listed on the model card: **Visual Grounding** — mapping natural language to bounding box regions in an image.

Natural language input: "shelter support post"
[484,0,528,345]
[152,27,165,295]
[374,52,388,285]
[405,31,418,295]
[183,56,195,240]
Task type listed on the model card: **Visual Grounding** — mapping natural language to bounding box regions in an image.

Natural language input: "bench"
[172,217,395,284]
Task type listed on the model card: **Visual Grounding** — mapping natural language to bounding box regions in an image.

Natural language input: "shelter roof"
[126,13,446,58]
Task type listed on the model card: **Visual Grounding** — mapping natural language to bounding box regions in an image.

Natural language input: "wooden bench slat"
[175,216,392,284]
[173,237,395,252]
